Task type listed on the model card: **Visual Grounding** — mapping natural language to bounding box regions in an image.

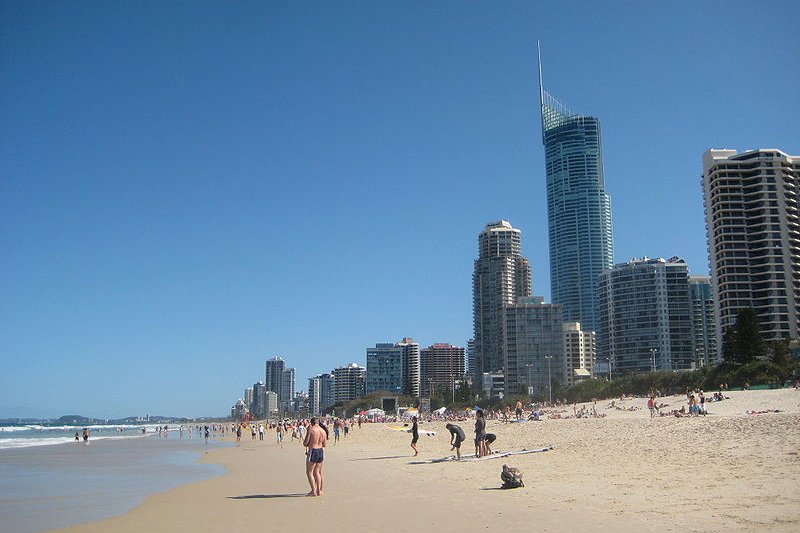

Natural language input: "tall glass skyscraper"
[538,46,614,333]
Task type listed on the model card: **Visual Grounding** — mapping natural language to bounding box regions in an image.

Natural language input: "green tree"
[732,308,766,364]
[721,327,737,364]
[770,338,793,380]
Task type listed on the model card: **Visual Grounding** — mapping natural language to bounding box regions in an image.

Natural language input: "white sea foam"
[0,433,147,450]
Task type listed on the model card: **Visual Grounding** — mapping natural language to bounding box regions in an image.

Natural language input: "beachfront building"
[308,376,322,416]
[420,343,466,398]
[243,387,254,409]
[332,363,366,405]
[251,381,269,419]
[366,339,421,397]
[291,392,308,416]
[280,367,295,412]
[308,373,335,416]
[265,356,285,402]
[472,221,532,395]
[563,322,594,387]
[538,47,614,335]
[366,343,403,394]
[231,399,248,420]
[264,391,278,417]
[702,149,800,349]
[397,338,421,398]
[689,276,718,367]
[598,257,694,374]
[466,338,475,381]
[502,296,564,397]
[481,372,505,399]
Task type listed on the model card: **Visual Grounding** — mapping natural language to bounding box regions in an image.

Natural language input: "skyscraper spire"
[537,40,544,111]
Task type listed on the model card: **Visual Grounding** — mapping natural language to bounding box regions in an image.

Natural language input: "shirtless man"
[303,417,328,497]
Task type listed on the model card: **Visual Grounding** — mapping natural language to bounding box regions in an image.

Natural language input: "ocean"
[0,424,229,533]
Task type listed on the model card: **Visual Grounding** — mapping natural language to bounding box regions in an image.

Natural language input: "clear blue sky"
[1,1,797,419]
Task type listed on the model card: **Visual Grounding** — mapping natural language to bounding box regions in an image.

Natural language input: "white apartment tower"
[472,221,532,391]
[702,149,800,348]
[563,322,594,387]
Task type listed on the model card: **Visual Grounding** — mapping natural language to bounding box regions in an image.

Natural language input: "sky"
[1,1,798,419]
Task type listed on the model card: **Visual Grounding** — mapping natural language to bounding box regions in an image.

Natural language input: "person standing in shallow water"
[303,417,327,497]
[410,416,419,456]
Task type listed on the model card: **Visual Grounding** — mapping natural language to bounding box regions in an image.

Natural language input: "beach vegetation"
[769,339,794,380]
[721,308,771,366]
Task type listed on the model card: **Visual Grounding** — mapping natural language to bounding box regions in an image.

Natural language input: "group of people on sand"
[412,409,495,460]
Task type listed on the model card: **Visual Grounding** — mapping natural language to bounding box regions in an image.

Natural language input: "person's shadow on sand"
[228,494,306,499]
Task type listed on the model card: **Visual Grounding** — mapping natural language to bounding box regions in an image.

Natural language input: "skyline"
[2,2,798,418]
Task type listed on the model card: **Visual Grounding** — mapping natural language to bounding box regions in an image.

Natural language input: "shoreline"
[0,436,227,533]
[44,389,800,533]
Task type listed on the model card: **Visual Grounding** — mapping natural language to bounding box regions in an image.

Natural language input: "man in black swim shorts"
[303,417,328,496]
[308,448,324,463]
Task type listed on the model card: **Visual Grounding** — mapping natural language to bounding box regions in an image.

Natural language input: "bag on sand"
[500,464,524,489]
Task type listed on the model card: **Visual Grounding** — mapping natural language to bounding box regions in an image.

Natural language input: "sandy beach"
[48,388,800,533]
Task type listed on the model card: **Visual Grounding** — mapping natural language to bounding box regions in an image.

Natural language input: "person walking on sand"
[647,395,657,418]
[445,423,465,460]
[410,416,420,456]
[303,417,327,497]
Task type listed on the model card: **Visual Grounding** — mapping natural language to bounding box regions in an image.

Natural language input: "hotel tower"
[538,45,614,334]
[472,221,532,390]
[702,149,800,348]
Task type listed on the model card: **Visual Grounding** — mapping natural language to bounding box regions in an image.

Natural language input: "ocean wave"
[0,434,147,450]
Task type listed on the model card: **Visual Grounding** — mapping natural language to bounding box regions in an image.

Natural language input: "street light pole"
[545,355,553,405]
[650,348,658,372]
[606,357,611,381]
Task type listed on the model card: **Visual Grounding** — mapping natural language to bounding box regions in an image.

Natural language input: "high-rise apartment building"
[702,149,799,347]
[420,343,466,398]
[280,367,295,412]
[308,373,335,416]
[366,339,421,397]
[251,381,268,419]
[265,356,285,398]
[397,338,421,398]
[598,257,694,373]
[502,296,564,396]
[563,322,595,387]
[366,343,403,395]
[689,276,718,367]
[538,47,614,334]
[472,221,532,391]
[264,391,278,417]
[244,387,254,410]
[331,363,366,405]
